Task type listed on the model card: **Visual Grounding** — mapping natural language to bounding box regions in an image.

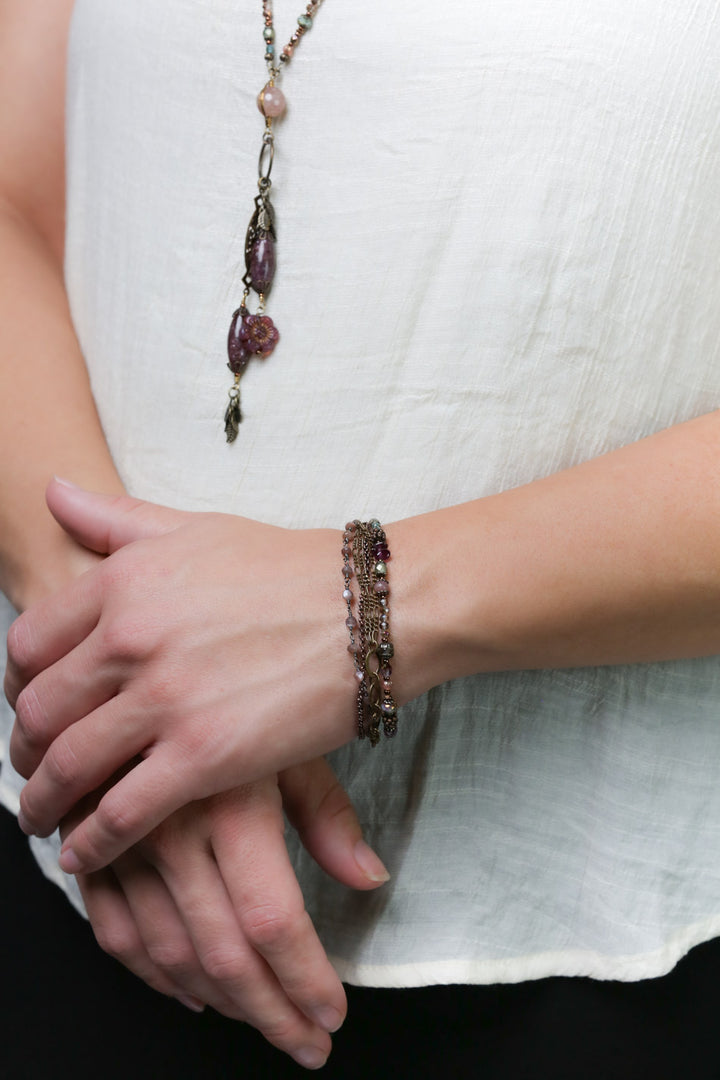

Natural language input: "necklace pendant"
[224,384,242,443]
[257,83,287,118]
[244,192,277,294]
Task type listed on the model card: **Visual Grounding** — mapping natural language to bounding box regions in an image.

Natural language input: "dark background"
[2,805,719,1080]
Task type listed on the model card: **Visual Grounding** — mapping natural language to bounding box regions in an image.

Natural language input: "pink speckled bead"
[257,83,286,118]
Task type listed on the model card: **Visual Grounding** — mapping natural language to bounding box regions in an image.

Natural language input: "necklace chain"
[223,1,326,442]
[262,0,324,79]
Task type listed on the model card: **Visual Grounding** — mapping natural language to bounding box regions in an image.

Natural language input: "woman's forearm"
[0,205,124,611]
[394,410,720,701]
[0,1,123,612]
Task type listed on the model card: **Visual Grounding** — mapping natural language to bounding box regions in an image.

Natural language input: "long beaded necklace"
[224,0,324,442]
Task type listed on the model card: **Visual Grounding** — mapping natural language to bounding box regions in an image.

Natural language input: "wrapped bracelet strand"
[342,519,398,746]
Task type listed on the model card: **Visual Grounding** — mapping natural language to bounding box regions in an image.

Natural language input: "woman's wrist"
[7,538,104,613]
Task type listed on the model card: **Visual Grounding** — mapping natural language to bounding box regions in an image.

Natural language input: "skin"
[9,411,720,866]
[0,2,388,1069]
[6,0,720,1068]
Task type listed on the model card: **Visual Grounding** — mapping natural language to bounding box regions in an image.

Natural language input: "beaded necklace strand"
[224,0,325,442]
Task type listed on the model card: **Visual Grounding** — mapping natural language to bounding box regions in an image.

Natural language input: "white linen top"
[3,0,720,987]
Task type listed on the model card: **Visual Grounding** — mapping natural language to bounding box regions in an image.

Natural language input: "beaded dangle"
[224,0,324,442]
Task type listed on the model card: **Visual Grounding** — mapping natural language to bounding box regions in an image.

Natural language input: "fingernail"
[311,1005,344,1033]
[177,994,205,1013]
[294,1047,328,1070]
[58,847,84,874]
[52,475,81,489]
[17,811,34,836]
[354,840,390,883]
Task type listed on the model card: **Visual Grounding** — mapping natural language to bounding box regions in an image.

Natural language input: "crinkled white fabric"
[3,0,720,986]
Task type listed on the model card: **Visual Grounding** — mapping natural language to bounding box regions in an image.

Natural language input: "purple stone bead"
[227,308,252,373]
[372,544,391,560]
[373,580,390,595]
[250,234,276,293]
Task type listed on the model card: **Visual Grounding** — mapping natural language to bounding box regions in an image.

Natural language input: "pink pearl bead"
[257,84,287,118]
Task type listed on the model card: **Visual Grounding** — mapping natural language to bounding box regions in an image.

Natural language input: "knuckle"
[13,687,46,748]
[98,613,154,664]
[6,616,34,673]
[258,1014,305,1046]
[241,903,298,952]
[44,733,81,789]
[316,778,355,827]
[94,793,141,844]
[201,944,251,986]
[146,941,196,977]
[93,924,136,963]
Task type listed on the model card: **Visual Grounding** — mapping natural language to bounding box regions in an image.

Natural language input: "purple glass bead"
[227,308,252,373]
[249,233,276,293]
[372,544,390,560]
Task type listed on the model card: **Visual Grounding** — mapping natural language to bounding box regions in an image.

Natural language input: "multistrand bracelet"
[342,520,398,746]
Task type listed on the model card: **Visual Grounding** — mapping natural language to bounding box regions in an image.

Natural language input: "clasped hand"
[6,479,358,872]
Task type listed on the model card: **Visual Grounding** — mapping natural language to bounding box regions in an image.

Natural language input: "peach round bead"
[257,83,287,118]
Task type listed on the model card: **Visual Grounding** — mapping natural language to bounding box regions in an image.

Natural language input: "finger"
[18,700,162,840]
[77,865,195,1006]
[110,853,249,1020]
[46,477,186,555]
[56,749,200,871]
[210,785,347,1036]
[147,833,332,1067]
[281,757,390,890]
[10,637,120,780]
[4,570,101,709]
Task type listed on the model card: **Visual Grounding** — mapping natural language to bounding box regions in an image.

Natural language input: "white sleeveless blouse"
[3,0,720,985]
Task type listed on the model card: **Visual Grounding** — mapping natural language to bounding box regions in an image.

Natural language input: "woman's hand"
[7,479,361,872]
[68,757,389,1071]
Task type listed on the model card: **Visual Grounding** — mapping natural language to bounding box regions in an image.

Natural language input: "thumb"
[46,476,187,555]
[280,758,390,892]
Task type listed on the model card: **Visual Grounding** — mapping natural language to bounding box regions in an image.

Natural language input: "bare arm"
[0,8,390,1066]
[6,403,720,876]
[394,409,720,701]
[0,0,124,611]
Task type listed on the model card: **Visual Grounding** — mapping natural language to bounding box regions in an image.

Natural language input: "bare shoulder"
[0,0,76,260]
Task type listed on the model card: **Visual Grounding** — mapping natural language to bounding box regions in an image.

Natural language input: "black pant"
[2,804,719,1080]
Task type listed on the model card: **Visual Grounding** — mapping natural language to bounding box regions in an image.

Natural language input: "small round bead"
[378,642,395,661]
[368,519,382,532]
[375,561,387,576]
[374,580,389,595]
[263,26,275,41]
[298,14,313,29]
[342,588,353,601]
[265,45,275,59]
[345,521,357,532]
[281,45,294,59]
[342,565,353,578]
[342,543,351,556]
[345,616,358,629]
[354,669,365,683]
